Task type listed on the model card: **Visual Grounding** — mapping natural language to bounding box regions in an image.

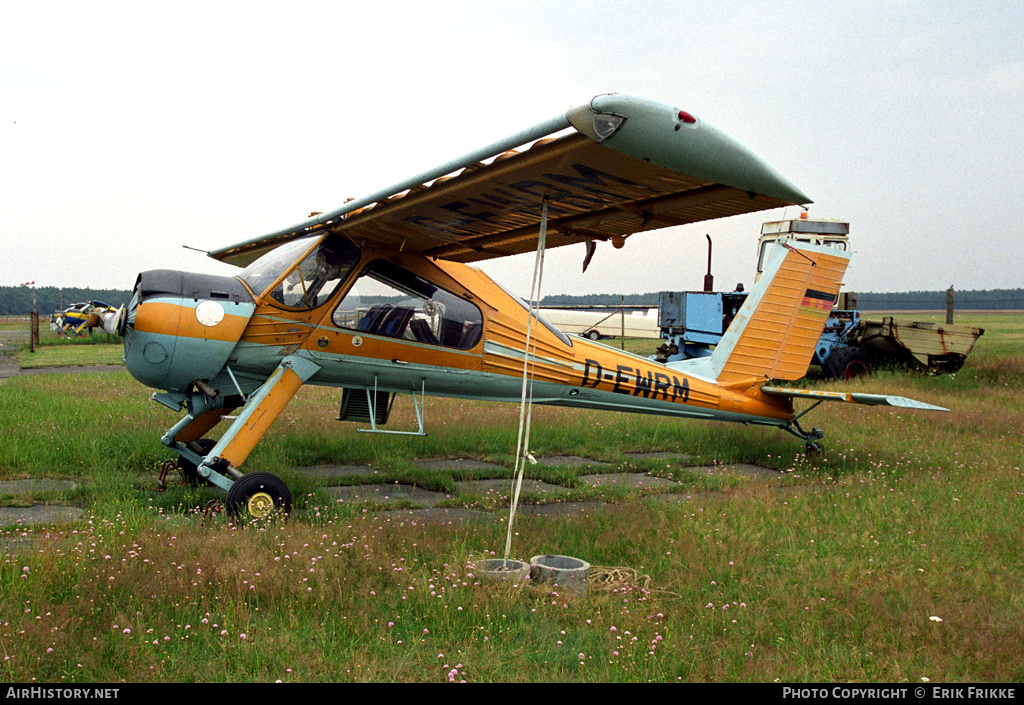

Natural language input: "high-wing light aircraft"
[114,94,946,520]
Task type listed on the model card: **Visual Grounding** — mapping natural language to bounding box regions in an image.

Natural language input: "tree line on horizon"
[0,286,132,317]
[539,288,1024,310]
[1,284,1022,316]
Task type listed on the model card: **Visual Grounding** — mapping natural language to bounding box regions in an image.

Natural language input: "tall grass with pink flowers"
[0,322,1021,682]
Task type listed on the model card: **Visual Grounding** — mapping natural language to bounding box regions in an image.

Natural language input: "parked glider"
[115,94,946,519]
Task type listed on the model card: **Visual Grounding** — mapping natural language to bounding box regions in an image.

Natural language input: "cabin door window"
[332,260,483,350]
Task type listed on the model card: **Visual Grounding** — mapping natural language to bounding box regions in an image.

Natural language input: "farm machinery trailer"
[655,218,984,379]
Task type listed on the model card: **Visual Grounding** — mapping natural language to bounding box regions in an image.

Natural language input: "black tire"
[822,346,870,380]
[225,472,292,521]
[179,438,217,486]
[586,330,601,340]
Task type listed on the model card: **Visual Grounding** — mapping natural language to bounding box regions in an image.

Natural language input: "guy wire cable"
[504,197,548,562]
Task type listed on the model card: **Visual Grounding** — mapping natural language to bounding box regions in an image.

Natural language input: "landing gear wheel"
[179,438,217,487]
[805,441,824,457]
[586,330,601,340]
[823,346,870,380]
[225,472,292,521]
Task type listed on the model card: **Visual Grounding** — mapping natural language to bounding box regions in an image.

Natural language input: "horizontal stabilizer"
[761,386,948,412]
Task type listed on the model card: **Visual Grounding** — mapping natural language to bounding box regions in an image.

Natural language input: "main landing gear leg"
[160,391,238,488]
[164,355,321,519]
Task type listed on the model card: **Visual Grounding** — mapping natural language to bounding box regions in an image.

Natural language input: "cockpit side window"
[332,260,483,350]
[489,277,572,346]
[239,235,360,310]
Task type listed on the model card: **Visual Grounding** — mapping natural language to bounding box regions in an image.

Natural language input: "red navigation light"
[678,111,696,124]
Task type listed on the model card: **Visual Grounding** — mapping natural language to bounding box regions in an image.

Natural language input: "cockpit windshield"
[238,235,361,309]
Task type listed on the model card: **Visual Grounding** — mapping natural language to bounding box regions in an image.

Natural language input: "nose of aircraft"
[122,270,256,392]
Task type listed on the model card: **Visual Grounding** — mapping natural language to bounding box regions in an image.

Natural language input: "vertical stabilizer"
[711,241,850,383]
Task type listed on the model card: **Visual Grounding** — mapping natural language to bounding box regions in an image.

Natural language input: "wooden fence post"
[620,296,625,350]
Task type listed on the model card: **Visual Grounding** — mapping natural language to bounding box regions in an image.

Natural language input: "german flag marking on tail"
[800,288,835,318]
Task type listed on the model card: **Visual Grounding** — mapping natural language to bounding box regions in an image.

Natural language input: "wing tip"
[852,393,949,412]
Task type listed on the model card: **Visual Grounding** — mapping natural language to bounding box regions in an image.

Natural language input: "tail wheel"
[179,438,217,486]
[822,346,870,380]
[225,472,292,521]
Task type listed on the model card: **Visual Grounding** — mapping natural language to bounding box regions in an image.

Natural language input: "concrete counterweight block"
[529,554,590,595]
[473,558,531,583]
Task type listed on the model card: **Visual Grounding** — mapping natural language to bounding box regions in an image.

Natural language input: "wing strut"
[505,197,549,561]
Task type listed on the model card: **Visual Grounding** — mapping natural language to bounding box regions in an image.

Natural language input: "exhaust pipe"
[703,234,714,292]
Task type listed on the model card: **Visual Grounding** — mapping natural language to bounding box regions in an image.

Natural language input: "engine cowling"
[122,270,255,392]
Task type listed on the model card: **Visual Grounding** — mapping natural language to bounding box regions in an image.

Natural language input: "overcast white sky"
[2,0,1021,298]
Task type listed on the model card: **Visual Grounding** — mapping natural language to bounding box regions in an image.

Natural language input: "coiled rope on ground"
[589,565,681,598]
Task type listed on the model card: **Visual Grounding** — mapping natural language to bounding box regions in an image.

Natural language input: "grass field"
[0,313,1021,683]
[17,344,124,368]
[7,321,124,368]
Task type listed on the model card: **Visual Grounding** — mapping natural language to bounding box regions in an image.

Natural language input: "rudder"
[711,241,851,384]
